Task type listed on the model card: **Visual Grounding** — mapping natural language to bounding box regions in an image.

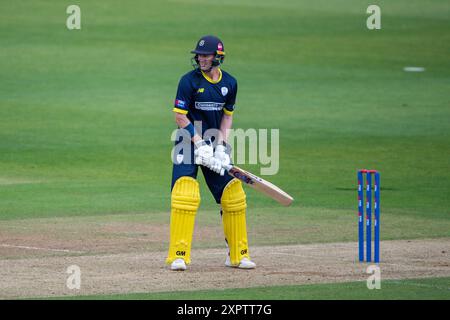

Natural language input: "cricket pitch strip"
[1,238,449,299]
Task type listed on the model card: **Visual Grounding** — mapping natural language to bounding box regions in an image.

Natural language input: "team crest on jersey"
[221,87,228,96]
[197,88,204,93]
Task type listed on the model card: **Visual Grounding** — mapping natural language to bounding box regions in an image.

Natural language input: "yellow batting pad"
[221,179,250,265]
[166,177,200,265]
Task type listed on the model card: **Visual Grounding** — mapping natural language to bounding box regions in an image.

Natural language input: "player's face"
[197,54,215,71]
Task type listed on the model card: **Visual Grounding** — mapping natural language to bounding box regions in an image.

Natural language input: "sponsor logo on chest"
[194,101,225,111]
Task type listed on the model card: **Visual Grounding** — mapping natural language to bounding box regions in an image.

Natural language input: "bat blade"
[225,165,294,206]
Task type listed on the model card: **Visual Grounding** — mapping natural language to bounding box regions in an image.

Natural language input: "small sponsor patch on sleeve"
[175,99,186,109]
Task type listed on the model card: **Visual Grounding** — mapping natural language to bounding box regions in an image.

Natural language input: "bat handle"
[219,164,231,176]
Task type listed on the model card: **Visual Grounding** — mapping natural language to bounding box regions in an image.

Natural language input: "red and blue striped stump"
[358,169,380,263]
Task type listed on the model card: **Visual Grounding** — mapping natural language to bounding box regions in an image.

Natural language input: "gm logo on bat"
[230,170,254,185]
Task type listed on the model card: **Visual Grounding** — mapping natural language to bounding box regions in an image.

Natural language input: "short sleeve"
[173,75,193,114]
[223,81,237,116]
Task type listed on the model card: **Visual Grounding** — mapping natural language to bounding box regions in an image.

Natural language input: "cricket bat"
[222,164,294,206]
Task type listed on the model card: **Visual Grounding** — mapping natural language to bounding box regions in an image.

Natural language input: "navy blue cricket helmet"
[191,35,225,69]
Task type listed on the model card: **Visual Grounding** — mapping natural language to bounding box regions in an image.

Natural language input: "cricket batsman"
[166,35,256,271]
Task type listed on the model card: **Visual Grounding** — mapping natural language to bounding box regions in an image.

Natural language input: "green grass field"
[1,0,449,300]
[50,277,450,300]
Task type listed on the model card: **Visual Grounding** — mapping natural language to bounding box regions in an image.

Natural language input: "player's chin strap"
[191,56,200,70]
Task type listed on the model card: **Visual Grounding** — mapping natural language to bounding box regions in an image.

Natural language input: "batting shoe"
[225,256,256,269]
[170,258,186,271]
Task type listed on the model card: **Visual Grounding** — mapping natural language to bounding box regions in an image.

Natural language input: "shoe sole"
[225,264,256,269]
[238,265,256,269]
[171,266,186,271]
[170,264,186,271]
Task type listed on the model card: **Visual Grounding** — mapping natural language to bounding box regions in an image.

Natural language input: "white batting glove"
[208,157,225,175]
[194,140,214,166]
[214,144,231,167]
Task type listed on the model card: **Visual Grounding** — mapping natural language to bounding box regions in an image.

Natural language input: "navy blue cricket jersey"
[173,68,237,135]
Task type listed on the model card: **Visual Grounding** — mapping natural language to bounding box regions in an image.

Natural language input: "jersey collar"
[201,68,222,84]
